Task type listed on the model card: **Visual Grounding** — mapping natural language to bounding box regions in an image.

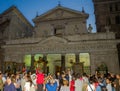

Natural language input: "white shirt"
[87,84,95,91]
[2,77,6,84]
[60,86,70,91]
[75,79,83,91]
[24,82,35,91]
[106,84,112,91]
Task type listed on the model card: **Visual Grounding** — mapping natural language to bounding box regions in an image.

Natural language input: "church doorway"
[24,53,91,74]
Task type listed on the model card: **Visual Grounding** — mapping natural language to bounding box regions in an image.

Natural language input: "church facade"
[0,5,120,74]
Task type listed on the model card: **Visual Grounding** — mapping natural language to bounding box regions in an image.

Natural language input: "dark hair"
[27,75,33,87]
[89,77,94,84]
[76,73,81,78]
[98,77,103,83]
[83,73,88,77]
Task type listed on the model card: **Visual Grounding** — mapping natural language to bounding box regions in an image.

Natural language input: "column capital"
[75,54,79,63]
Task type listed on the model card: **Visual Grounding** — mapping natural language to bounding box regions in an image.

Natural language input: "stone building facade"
[93,0,120,35]
[0,6,33,71]
[0,5,120,74]
[93,0,120,72]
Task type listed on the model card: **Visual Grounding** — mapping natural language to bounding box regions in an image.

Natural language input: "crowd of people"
[0,67,120,91]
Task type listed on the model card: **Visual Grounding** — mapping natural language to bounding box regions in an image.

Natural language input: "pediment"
[38,36,68,46]
[33,6,88,22]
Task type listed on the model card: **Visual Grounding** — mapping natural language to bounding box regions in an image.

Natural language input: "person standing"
[36,68,44,91]
[24,75,35,91]
[86,78,95,91]
[46,78,58,91]
[114,74,120,91]
[60,79,70,91]
[74,73,83,91]
[70,76,75,91]
[4,75,16,91]
[106,78,112,91]
[15,74,21,91]
[0,73,3,91]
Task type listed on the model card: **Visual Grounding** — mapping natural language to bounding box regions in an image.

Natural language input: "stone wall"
[2,32,120,74]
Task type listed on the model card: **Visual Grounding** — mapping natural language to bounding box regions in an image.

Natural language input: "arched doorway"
[96,62,108,74]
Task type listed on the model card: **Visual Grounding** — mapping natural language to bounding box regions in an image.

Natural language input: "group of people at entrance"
[0,68,120,91]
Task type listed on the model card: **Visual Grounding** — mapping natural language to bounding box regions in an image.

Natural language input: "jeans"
[37,84,43,91]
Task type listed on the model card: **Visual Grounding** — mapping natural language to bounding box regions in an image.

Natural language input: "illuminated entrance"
[24,53,91,74]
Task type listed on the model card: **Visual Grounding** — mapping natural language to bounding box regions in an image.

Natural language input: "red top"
[70,80,75,91]
[36,69,44,84]
[94,82,99,88]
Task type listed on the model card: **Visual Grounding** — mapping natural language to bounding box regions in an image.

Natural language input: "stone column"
[30,54,35,71]
[89,53,96,75]
[61,54,65,72]
[43,54,47,73]
[75,54,79,63]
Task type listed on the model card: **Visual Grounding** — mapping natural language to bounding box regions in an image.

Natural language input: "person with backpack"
[86,77,95,91]
[96,77,107,91]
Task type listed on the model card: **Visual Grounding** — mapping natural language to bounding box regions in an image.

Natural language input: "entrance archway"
[96,62,108,74]
[24,53,91,74]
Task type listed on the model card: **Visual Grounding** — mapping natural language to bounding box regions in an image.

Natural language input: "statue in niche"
[34,57,48,73]
[88,24,93,33]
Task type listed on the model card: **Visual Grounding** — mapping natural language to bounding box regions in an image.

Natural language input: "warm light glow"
[24,55,31,66]
[34,54,43,61]
[80,53,90,66]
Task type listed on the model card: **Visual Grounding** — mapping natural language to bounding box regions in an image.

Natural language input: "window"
[109,5,113,12]
[115,3,118,11]
[108,17,111,25]
[53,25,65,35]
[115,15,120,24]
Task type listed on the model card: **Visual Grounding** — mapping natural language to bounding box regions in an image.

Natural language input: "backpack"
[99,85,107,91]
